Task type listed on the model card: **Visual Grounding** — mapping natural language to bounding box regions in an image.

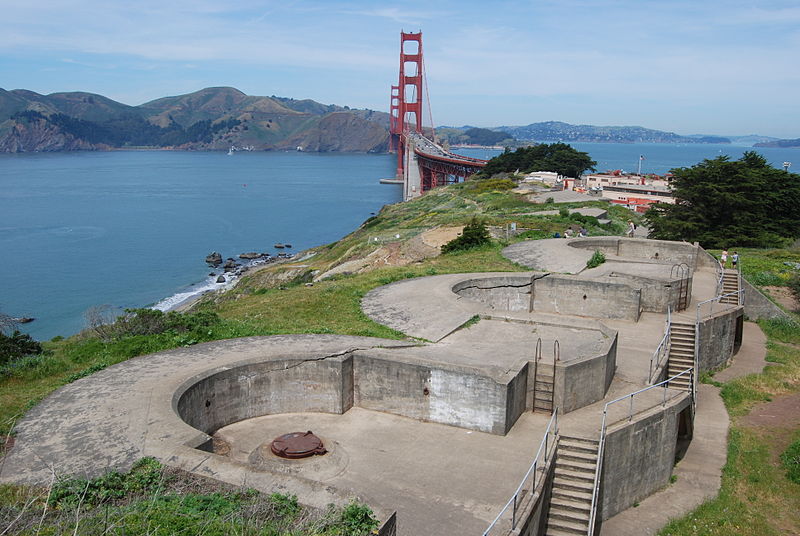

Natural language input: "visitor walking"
[732,251,739,269]
[627,220,635,237]
[721,249,728,268]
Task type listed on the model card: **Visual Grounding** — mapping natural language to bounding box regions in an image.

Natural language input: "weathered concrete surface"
[362,272,530,342]
[1,237,750,536]
[714,321,769,382]
[600,384,729,535]
[503,239,592,274]
[0,335,411,486]
[740,277,791,320]
[214,408,552,536]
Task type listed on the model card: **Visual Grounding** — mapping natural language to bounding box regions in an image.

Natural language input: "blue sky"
[2,0,799,138]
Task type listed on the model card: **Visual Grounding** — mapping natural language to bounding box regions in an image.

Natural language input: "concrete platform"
[1,236,739,536]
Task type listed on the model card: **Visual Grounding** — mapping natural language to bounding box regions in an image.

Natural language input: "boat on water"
[274,243,285,249]
[227,146,234,156]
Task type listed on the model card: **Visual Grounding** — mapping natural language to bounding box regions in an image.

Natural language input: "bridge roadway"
[403,132,487,198]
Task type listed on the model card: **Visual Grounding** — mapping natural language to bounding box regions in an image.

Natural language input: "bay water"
[2,143,797,340]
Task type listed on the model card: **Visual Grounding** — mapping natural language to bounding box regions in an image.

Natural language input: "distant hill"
[495,121,731,144]
[0,87,389,153]
[754,138,800,148]
[436,126,514,146]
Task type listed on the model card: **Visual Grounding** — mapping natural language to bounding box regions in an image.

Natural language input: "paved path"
[714,321,768,382]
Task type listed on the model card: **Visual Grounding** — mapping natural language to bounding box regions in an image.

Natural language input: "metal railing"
[587,368,695,534]
[482,409,560,535]
[694,290,745,325]
[648,306,671,383]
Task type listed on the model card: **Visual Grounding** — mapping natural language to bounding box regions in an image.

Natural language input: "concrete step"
[559,440,598,454]
[554,467,595,483]
[669,357,694,366]
[552,476,594,493]
[547,516,589,535]
[547,527,587,536]
[669,350,695,358]
[560,435,599,446]
[552,487,593,503]
[551,497,591,514]
[549,506,590,524]
[535,382,554,392]
[560,451,598,464]
[556,459,597,473]
[667,380,691,390]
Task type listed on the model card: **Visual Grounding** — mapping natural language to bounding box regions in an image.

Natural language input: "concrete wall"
[554,333,617,413]
[533,275,641,321]
[353,354,521,435]
[177,357,350,434]
[616,240,697,266]
[177,353,526,437]
[452,276,533,312]
[600,395,692,520]
[568,237,699,266]
[697,307,744,371]
[605,273,689,313]
[741,277,791,320]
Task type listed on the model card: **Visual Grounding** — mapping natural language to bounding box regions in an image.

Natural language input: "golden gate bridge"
[388,31,487,200]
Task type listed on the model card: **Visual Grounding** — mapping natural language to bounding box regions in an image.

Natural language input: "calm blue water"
[1,151,401,339]
[455,142,798,175]
[2,143,798,340]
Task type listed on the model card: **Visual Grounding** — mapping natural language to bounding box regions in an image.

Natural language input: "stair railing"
[587,368,695,534]
[648,306,671,384]
[482,408,559,535]
[670,263,690,311]
[532,337,542,413]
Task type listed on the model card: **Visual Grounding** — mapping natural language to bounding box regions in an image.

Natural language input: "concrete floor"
[216,408,552,536]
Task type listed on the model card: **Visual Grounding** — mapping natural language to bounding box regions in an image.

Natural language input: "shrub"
[337,501,379,535]
[781,439,800,484]
[586,250,606,269]
[469,178,516,194]
[441,217,492,254]
[0,330,43,366]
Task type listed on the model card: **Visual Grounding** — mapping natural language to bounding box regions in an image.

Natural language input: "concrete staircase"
[720,269,740,304]
[546,436,599,535]
[534,365,555,414]
[667,322,695,389]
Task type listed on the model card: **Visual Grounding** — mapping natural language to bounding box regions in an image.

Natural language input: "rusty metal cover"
[270,431,327,459]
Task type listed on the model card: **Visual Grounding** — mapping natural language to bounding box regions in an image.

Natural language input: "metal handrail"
[695,289,744,324]
[587,368,695,534]
[482,408,560,535]
[648,306,671,383]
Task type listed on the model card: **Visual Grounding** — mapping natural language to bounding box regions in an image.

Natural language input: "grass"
[0,458,380,535]
[658,318,800,536]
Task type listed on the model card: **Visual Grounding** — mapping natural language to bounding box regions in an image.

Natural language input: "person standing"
[721,249,728,268]
[627,220,635,237]
[732,251,739,269]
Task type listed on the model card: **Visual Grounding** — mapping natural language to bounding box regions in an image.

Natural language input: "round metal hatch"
[270,431,327,459]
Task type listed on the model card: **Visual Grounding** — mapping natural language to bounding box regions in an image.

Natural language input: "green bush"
[469,178,516,193]
[335,501,380,535]
[780,439,800,484]
[441,217,492,254]
[586,250,606,269]
[0,330,42,366]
